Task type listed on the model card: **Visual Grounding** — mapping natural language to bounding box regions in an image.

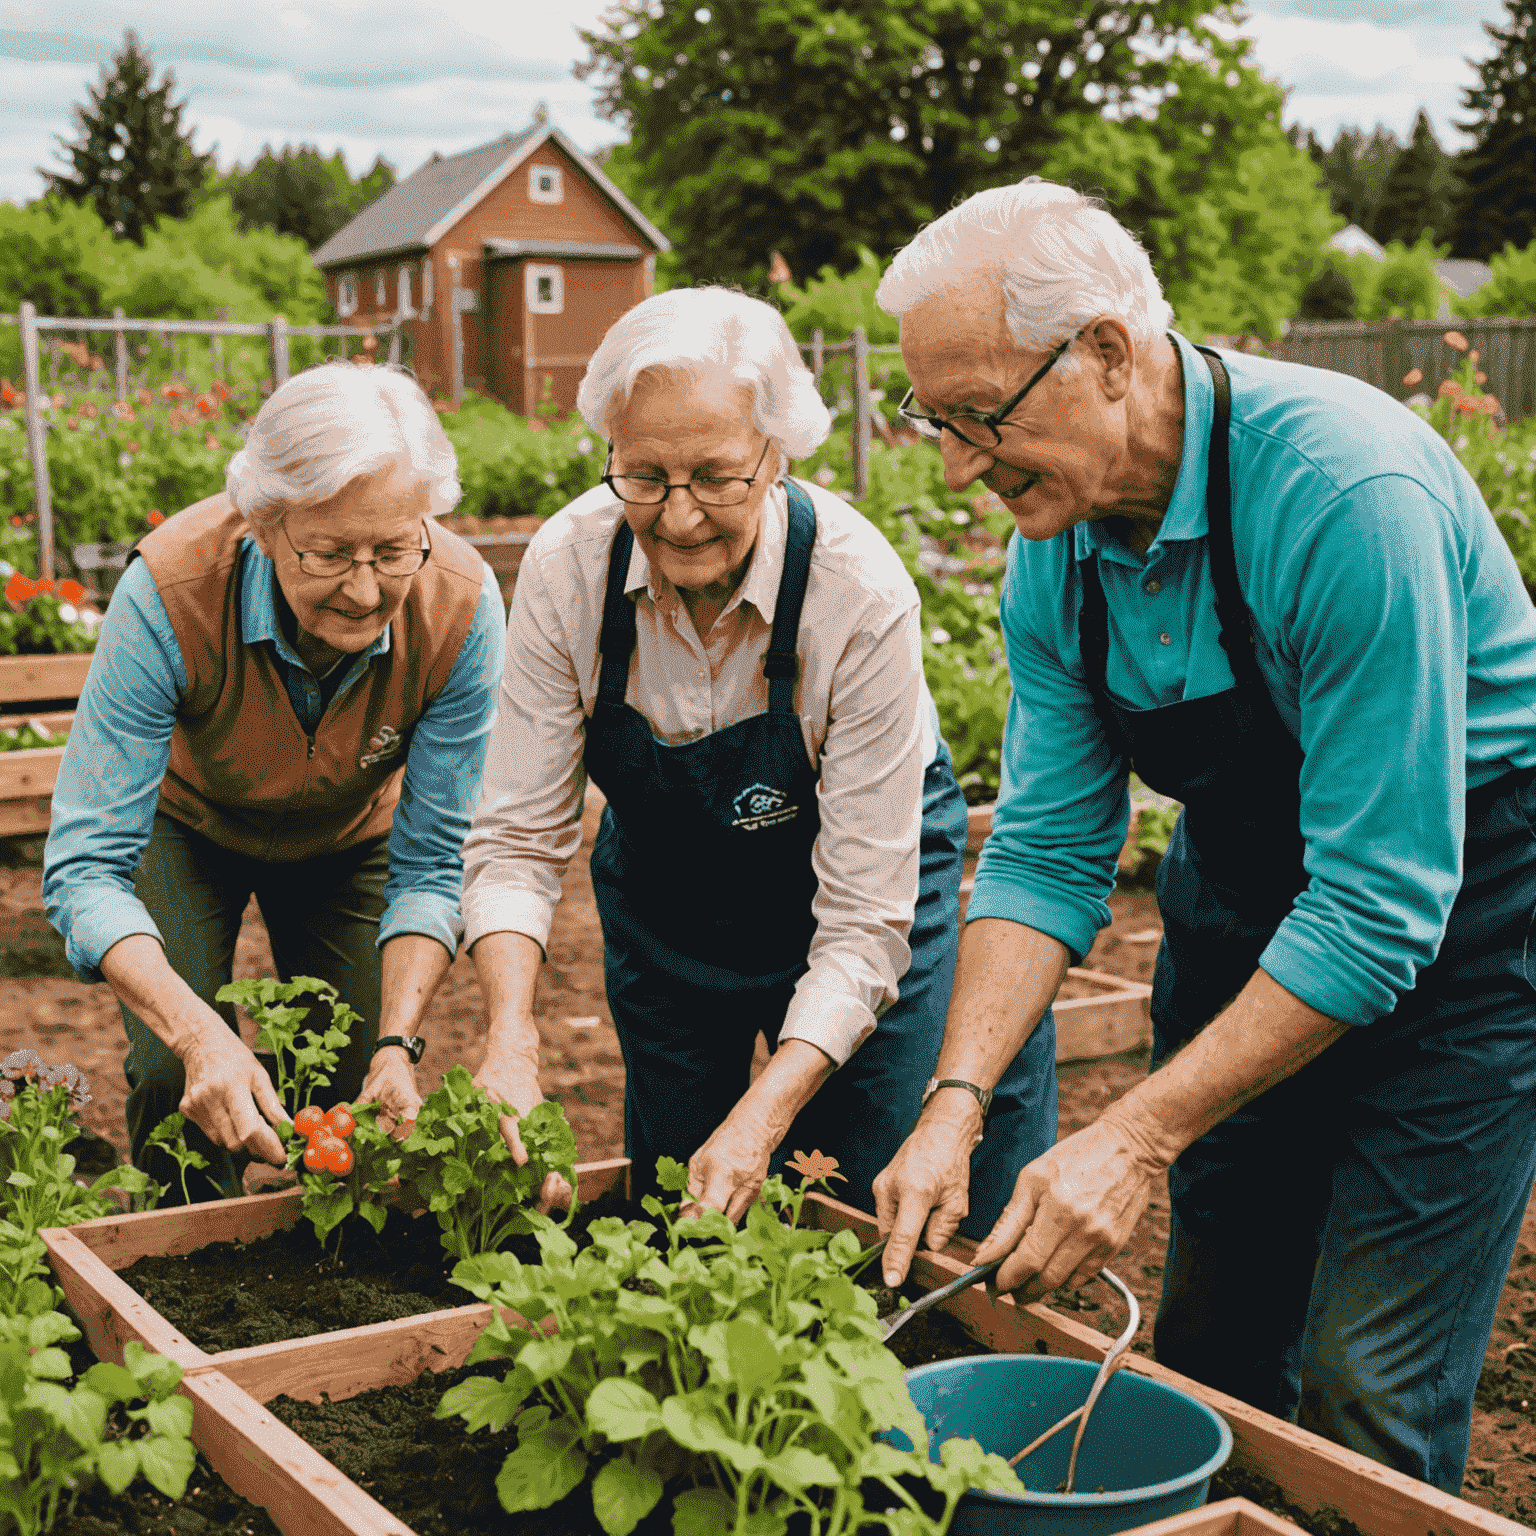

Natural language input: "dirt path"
[5,819,1533,1520]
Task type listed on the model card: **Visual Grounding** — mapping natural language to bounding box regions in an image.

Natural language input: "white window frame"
[526,264,563,314]
[529,164,563,203]
[336,272,358,317]
[397,263,416,318]
[421,259,434,315]
[375,270,387,307]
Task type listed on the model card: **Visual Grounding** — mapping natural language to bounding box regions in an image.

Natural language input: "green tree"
[1455,239,1536,317]
[579,0,1260,290]
[216,145,396,249]
[1295,123,1402,241]
[39,29,213,246]
[1295,262,1357,321]
[1452,2,1536,259]
[1341,234,1448,321]
[1375,110,1461,247]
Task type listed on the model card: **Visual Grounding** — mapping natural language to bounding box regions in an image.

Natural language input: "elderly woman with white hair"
[460,286,1051,1221]
[42,363,505,1203]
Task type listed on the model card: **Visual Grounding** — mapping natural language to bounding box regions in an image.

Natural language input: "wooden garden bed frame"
[42,1162,1527,1536]
[0,651,93,835]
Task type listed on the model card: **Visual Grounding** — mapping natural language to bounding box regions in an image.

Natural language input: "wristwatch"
[921,1076,993,1121]
[374,1034,426,1065]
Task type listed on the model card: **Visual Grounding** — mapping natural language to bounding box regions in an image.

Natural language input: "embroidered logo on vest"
[360,725,406,770]
[731,782,800,831]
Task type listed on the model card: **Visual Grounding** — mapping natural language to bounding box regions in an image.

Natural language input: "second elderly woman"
[43,363,505,1203]
[460,287,1051,1225]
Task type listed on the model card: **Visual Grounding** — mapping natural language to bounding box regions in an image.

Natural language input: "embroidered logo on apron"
[359,725,405,770]
[731,782,800,831]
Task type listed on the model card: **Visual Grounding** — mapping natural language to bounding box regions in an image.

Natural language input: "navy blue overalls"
[1079,347,1536,1492]
[584,481,1055,1230]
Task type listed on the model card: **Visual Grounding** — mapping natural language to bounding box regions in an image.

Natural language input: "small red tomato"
[294,1106,326,1140]
[323,1105,357,1140]
[302,1141,327,1173]
[320,1140,354,1176]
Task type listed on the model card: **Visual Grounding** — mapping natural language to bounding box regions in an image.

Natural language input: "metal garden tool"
[1007,1266,1141,1491]
[876,1251,1005,1341]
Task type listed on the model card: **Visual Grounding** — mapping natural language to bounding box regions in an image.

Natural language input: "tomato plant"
[295,1101,403,1256]
[293,1105,326,1140]
[319,1141,354,1177]
[213,976,358,1124]
[322,1105,356,1140]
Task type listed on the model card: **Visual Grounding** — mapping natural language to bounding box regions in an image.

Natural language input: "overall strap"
[764,482,817,714]
[596,520,638,706]
[1194,346,1262,688]
[1078,552,1112,698]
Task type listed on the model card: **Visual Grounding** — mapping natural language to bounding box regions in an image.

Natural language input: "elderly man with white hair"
[43,363,505,1203]
[869,176,1536,1492]
[461,285,1052,1220]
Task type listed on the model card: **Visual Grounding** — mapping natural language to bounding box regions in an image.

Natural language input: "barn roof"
[312,124,669,269]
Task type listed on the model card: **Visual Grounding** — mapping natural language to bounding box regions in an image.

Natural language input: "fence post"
[269,315,290,390]
[811,327,824,390]
[388,323,401,367]
[447,256,464,409]
[851,326,871,501]
[18,303,55,585]
[112,307,128,401]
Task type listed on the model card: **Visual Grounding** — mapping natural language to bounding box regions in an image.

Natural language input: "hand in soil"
[973,1111,1163,1298]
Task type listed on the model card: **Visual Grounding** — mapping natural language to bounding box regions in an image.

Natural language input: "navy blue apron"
[1077,346,1536,1492]
[585,481,1055,1227]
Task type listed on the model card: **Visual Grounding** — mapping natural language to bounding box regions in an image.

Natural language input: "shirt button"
[1159,633,1171,645]
[1145,580,1161,594]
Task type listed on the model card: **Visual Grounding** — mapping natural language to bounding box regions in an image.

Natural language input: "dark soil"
[119,1188,637,1353]
[49,1332,281,1536]
[1209,1464,1367,1536]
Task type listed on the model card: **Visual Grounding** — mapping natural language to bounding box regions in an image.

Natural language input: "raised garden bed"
[438,514,542,609]
[0,651,91,835]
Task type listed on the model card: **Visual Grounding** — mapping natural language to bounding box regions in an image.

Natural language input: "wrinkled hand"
[473,1056,573,1215]
[972,1111,1165,1297]
[359,1048,422,1138]
[685,1107,778,1224]
[179,1009,289,1166]
[872,1107,981,1285]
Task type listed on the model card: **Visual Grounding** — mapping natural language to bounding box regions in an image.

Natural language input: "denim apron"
[585,481,1055,1227]
[1078,347,1536,1492]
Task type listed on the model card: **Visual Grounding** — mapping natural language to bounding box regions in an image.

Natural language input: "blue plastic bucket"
[890,1355,1233,1536]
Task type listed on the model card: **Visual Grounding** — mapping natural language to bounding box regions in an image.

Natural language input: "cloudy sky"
[0,0,1511,208]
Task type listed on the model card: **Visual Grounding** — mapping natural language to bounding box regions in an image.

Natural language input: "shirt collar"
[622,481,788,624]
[1074,330,1213,566]
[238,537,393,671]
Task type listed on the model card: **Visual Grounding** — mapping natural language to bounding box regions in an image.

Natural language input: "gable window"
[336,272,358,317]
[529,164,563,203]
[398,264,416,317]
[375,271,387,307]
[526,264,563,314]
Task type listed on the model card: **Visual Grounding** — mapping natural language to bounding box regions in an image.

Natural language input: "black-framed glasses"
[279,519,432,579]
[603,438,773,507]
[898,328,1084,448]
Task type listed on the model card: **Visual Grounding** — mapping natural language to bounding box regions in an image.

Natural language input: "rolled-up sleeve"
[461,547,588,955]
[381,562,506,955]
[43,557,182,981]
[779,601,927,1065]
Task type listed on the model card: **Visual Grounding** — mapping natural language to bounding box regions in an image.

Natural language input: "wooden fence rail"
[797,326,875,498]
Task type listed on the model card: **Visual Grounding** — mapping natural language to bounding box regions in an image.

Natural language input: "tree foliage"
[39,30,213,246]
[211,145,396,250]
[1292,124,1403,243]
[1452,1,1536,259]
[1454,239,1536,317]
[1376,110,1461,247]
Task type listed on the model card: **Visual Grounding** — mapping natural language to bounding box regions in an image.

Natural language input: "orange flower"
[1402,368,1423,387]
[59,580,86,604]
[110,401,135,423]
[33,579,52,596]
[50,394,64,409]
[147,510,165,526]
[125,439,140,454]
[65,417,78,431]
[204,433,220,450]
[785,1149,845,1185]
[0,379,19,408]
[59,341,90,370]
[4,574,34,604]
[1455,396,1482,415]
[137,388,153,407]
[195,393,218,417]
[1444,330,1470,352]
[7,518,19,529]
[1476,371,1488,385]
[1438,380,1463,399]
[211,379,232,401]
[81,401,98,419]
[160,381,190,401]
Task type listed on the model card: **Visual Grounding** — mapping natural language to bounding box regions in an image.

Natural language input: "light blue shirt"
[970,331,1536,1027]
[43,538,506,980]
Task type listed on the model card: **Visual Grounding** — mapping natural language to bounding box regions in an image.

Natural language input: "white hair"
[576,287,831,460]
[877,178,1174,367]
[226,362,461,529]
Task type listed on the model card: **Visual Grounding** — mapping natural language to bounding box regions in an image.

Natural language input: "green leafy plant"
[398,1065,579,1262]
[293,1100,403,1255]
[0,720,68,753]
[143,1113,208,1208]
[438,1155,1022,1536]
[0,1220,56,1322]
[0,1312,194,1535]
[214,976,355,1118]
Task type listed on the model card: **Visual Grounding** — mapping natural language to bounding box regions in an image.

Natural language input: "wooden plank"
[0,709,72,735]
[65,1185,306,1271]
[801,1193,1534,1536]
[180,1369,412,1536]
[0,795,52,835]
[1056,967,1152,1060]
[0,745,63,798]
[967,802,992,853]
[1123,1498,1304,1536]
[0,652,93,703]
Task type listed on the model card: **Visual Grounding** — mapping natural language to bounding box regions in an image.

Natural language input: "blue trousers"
[605,755,1057,1235]
[1152,767,1536,1493]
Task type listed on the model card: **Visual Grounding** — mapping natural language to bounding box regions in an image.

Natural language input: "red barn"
[313,123,670,414]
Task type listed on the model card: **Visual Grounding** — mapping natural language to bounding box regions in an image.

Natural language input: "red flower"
[195,393,218,417]
[59,580,86,604]
[81,401,99,420]
[0,380,19,408]
[1438,380,1463,399]
[147,510,165,527]
[211,379,232,401]
[65,417,78,431]
[160,381,190,401]
[5,574,35,604]
[34,579,53,595]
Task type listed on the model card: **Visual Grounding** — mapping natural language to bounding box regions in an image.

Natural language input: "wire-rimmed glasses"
[603,439,773,507]
[279,520,432,579]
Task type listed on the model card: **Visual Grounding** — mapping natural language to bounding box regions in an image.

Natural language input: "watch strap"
[374,1034,425,1065]
[922,1076,993,1120]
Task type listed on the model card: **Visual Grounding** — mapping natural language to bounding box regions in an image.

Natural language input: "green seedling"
[144,1114,209,1208]
[214,976,358,1121]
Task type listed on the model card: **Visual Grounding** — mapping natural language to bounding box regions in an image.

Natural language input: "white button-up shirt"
[462,477,937,1065]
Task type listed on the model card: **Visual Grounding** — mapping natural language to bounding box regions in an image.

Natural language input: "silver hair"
[576,287,831,461]
[225,362,462,530]
[877,178,1174,367]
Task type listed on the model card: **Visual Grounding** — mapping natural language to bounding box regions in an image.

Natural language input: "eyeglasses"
[603,439,773,507]
[279,520,432,579]
[898,329,1084,448]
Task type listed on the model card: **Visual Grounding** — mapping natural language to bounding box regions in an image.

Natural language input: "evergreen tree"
[1376,110,1460,247]
[220,146,396,250]
[1308,124,1402,241]
[1452,1,1536,259]
[39,30,213,246]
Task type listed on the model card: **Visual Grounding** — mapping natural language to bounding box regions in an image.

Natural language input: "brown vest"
[138,494,485,862]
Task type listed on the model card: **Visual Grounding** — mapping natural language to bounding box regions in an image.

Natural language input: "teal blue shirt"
[970,331,1536,1027]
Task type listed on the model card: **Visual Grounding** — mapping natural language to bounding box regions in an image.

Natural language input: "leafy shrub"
[442,392,606,520]
[1454,240,1536,320]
